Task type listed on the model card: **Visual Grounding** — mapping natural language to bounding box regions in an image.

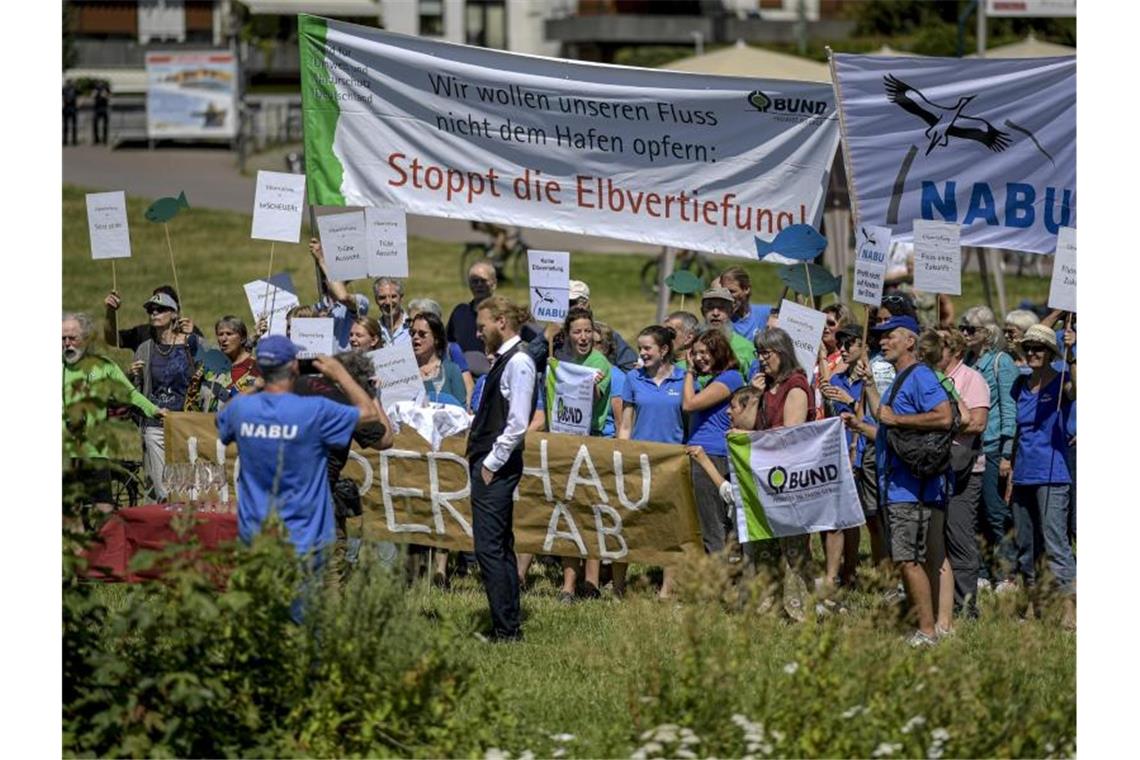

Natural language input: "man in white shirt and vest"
[467,296,537,641]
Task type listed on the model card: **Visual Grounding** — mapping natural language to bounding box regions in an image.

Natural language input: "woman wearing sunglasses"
[1009,324,1076,628]
[959,306,1020,595]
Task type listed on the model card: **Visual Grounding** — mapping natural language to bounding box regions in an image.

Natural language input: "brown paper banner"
[166,412,703,565]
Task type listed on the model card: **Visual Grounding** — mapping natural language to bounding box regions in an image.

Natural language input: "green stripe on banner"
[727,433,774,541]
[299,14,346,205]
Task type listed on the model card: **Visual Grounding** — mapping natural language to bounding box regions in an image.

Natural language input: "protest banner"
[528,250,570,323]
[251,171,307,243]
[778,299,828,383]
[243,275,299,337]
[852,224,891,307]
[548,360,596,437]
[86,191,131,261]
[364,205,409,277]
[728,418,863,540]
[316,210,369,281]
[145,51,238,140]
[1047,226,1076,313]
[165,414,704,565]
[290,317,335,357]
[913,220,962,295]
[367,342,425,410]
[299,14,838,260]
[830,53,1075,254]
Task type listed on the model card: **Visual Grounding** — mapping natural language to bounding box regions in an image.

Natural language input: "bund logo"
[767,466,788,493]
[747,89,827,117]
[748,90,771,112]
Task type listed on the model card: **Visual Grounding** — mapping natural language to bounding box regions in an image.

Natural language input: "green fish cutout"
[666,269,703,295]
[145,191,190,223]
[777,262,842,297]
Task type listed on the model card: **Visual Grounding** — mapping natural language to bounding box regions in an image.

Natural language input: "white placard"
[778,299,828,384]
[549,360,596,436]
[317,210,369,281]
[243,275,299,337]
[913,220,962,295]
[86,191,131,260]
[290,317,335,358]
[364,205,408,277]
[852,224,891,307]
[528,250,570,323]
[251,170,306,243]
[1047,226,1076,313]
[367,343,425,411]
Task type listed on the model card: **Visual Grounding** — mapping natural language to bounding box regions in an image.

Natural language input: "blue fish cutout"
[754,224,827,262]
[145,191,190,223]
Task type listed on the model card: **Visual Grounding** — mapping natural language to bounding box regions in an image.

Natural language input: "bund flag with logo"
[727,418,863,541]
[831,53,1075,254]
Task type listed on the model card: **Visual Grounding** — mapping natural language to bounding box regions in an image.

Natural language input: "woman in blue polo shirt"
[682,328,745,555]
[618,324,686,598]
[1009,324,1076,628]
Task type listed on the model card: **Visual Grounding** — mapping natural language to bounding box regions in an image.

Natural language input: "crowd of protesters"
[63,240,1077,640]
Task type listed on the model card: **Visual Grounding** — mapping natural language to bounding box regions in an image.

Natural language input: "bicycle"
[107,459,148,508]
[458,222,529,286]
[639,248,714,301]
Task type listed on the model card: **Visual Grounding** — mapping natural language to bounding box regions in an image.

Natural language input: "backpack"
[884,364,961,480]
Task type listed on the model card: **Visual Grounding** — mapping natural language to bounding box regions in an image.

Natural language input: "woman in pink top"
[934,327,990,625]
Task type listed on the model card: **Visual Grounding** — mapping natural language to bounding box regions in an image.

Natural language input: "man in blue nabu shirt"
[217,336,380,567]
[859,316,954,648]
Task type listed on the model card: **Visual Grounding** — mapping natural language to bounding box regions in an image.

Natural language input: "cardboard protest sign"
[290,317,335,358]
[1047,226,1076,313]
[367,342,425,410]
[779,299,828,383]
[167,413,704,565]
[853,224,891,307]
[86,191,131,260]
[364,205,408,277]
[243,274,299,336]
[528,250,570,323]
[913,220,961,295]
[729,418,863,539]
[316,210,369,281]
[251,170,306,243]
[549,360,596,437]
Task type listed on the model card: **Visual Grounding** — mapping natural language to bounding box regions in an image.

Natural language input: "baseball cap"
[701,287,734,306]
[870,315,921,335]
[569,280,590,301]
[256,335,299,367]
[143,293,178,312]
[836,323,864,342]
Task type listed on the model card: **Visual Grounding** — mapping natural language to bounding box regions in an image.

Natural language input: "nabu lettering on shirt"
[240,422,299,440]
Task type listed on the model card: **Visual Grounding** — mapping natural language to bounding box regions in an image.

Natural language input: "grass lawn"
[65,184,1071,756]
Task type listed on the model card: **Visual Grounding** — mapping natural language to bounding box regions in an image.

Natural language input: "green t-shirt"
[546,350,612,435]
[63,354,159,459]
[729,331,758,377]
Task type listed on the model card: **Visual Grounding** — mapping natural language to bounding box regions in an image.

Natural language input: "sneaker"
[994,580,1018,595]
[557,591,575,605]
[935,624,955,639]
[904,630,938,648]
[882,585,907,605]
[976,578,993,594]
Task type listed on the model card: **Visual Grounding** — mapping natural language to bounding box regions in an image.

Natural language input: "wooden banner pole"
[261,241,276,319]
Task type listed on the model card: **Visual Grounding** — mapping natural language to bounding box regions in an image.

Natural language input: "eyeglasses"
[757,348,773,357]
[1021,343,1049,354]
[411,330,432,339]
[958,325,978,335]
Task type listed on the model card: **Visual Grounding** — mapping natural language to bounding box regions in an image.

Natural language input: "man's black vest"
[466,340,531,462]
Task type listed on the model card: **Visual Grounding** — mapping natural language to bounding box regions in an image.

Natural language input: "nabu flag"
[728,418,863,540]
[831,53,1075,254]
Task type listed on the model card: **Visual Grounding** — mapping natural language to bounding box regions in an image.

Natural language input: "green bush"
[63,527,490,757]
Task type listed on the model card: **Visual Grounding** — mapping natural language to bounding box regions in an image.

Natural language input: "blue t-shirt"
[746,357,762,382]
[622,365,686,444]
[685,369,744,457]
[876,363,951,504]
[217,392,359,555]
[145,334,201,424]
[731,304,771,343]
[829,370,872,462]
[600,368,626,438]
[447,342,469,372]
[1011,373,1073,485]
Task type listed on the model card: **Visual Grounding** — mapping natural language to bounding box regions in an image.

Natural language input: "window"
[466,0,506,49]
[420,0,445,37]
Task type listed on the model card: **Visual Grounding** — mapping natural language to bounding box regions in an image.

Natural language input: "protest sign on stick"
[316,210,368,282]
[86,190,131,296]
[528,250,570,324]
[367,342,425,411]
[853,225,891,308]
[779,299,828,384]
[913,220,962,296]
[364,205,408,277]
[243,274,299,337]
[251,171,306,243]
[1047,226,1076,314]
[290,317,335,358]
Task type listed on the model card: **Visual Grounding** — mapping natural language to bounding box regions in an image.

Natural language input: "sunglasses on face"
[958,325,978,335]
[411,329,432,339]
[145,307,174,316]
[838,338,860,350]
[1021,343,1049,354]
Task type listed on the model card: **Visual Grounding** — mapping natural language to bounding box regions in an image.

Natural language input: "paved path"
[62,145,657,255]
